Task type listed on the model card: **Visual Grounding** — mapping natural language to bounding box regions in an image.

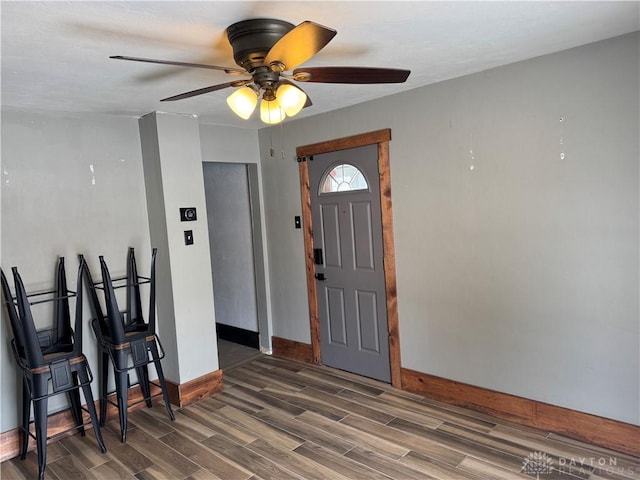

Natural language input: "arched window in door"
[320,163,369,193]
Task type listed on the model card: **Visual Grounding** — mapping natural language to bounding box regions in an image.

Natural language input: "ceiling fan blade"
[110,55,246,75]
[293,67,411,84]
[264,21,336,71]
[160,81,248,102]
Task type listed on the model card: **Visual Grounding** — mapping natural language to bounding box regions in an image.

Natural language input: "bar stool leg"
[135,365,153,408]
[113,350,130,443]
[77,366,107,453]
[20,379,30,460]
[33,380,49,480]
[67,372,85,437]
[149,342,175,421]
[99,348,109,426]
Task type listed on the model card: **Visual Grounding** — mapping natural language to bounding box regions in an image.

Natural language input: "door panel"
[308,144,390,382]
[326,287,347,345]
[351,202,375,271]
[320,204,342,268]
[356,290,380,352]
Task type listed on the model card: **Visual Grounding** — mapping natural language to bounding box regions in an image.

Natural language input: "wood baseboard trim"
[401,367,640,457]
[165,369,223,408]
[0,428,22,463]
[0,384,152,463]
[271,336,313,364]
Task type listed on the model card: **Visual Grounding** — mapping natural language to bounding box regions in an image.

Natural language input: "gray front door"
[308,144,390,382]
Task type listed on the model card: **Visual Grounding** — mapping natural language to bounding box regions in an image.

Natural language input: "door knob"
[315,273,326,281]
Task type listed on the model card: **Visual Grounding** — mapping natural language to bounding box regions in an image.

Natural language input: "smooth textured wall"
[0,109,151,431]
[199,124,260,165]
[258,32,639,424]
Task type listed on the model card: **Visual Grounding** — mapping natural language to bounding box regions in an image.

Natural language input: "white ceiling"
[1,1,638,129]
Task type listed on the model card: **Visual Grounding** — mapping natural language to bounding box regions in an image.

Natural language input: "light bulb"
[260,99,285,124]
[226,87,258,120]
[276,84,307,117]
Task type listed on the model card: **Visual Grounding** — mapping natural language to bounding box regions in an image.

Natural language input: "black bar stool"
[82,247,174,443]
[1,257,106,480]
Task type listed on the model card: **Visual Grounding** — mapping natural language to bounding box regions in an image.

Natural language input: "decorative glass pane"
[320,164,369,194]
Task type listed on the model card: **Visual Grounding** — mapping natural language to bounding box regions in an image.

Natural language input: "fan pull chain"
[268,128,275,157]
[280,121,286,159]
[559,116,566,160]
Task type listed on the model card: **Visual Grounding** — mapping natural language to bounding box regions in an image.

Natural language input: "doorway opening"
[203,162,267,369]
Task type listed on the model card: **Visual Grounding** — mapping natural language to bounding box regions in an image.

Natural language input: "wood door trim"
[297,129,402,388]
[378,140,401,386]
[299,158,321,364]
[297,129,391,157]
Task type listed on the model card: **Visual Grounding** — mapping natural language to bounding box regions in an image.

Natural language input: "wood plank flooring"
[217,340,261,370]
[2,354,638,479]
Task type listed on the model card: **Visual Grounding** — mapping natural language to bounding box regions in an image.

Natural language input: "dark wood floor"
[2,354,638,479]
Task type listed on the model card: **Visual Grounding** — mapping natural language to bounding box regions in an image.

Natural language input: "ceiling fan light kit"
[112,17,411,125]
[276,83,307,117]
[226,87,258,119]
[260,99,286,124]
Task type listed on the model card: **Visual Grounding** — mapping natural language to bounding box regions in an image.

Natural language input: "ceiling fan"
[111,18,411,124]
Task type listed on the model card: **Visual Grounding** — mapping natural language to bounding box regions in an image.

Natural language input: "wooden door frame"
[297,129,402,388]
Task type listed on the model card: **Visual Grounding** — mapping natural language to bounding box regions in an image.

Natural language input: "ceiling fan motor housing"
[226,18,294,71]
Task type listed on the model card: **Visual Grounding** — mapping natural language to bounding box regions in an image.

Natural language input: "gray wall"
[0,109,152,431]
[258,32,639,425]
[199,124,260,165]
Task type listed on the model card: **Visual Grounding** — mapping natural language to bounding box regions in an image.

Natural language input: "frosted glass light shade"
[277,84,307,117]
[260,99,286,124]
[226,87,258,120]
